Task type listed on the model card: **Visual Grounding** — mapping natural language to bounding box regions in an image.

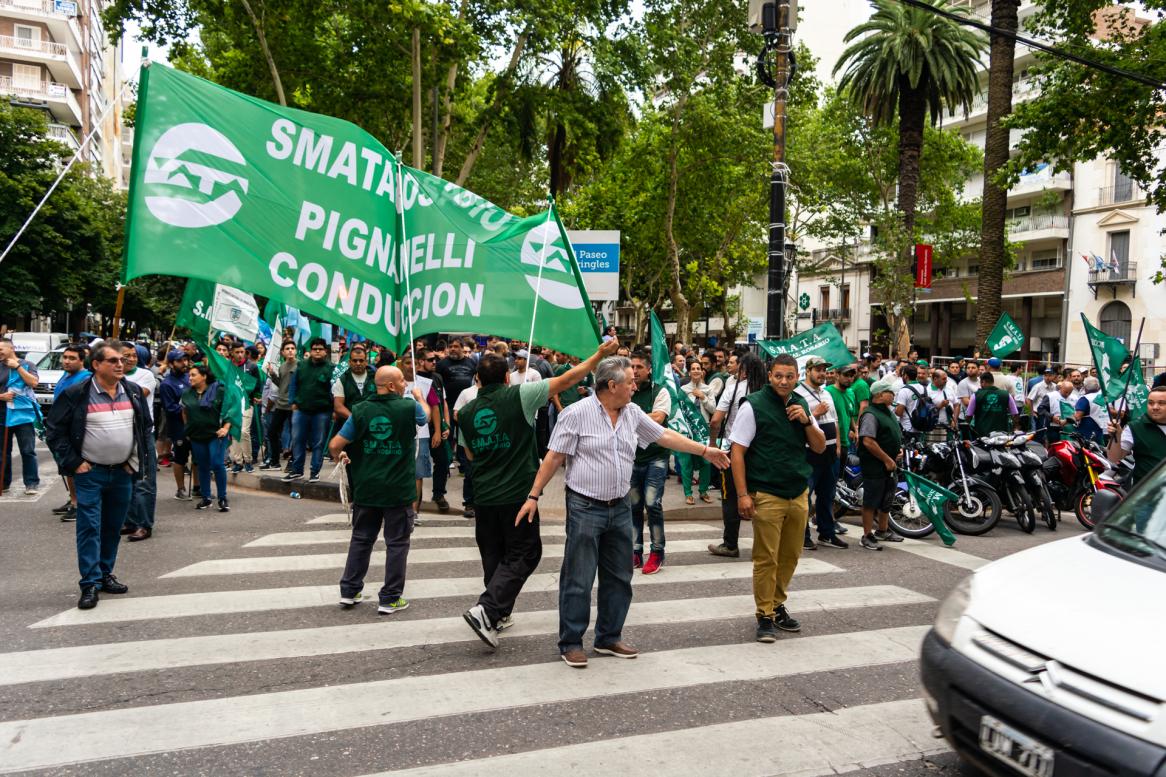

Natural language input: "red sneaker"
[633,551,643,569]
[642,551,664,575]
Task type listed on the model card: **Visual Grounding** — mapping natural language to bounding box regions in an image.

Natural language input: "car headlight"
[934,575,972,644]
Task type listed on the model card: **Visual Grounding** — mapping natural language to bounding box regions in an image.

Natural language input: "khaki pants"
[228,406,253,465]
[751,489,809,619]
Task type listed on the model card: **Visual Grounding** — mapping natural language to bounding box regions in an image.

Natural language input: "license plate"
[979,715,1055,777]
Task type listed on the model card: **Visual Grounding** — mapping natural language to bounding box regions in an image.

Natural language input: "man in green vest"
[629,351,673,575]
[1107,385,1166,487]
[857,378,905,551]
[460,338,618,649]
[967,370,1018,436]
[332,345,375,428]
[328,365,427,615]
[730,354,827,643]
[285,337,335,482]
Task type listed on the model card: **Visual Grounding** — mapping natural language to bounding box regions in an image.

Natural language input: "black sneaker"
[77,585,99,610]
[707,543,740,558]
[434,496,450,513]
[818,535,849,549]
[861,533,882,551]
[192,486,202,497]
[259,462,280,471]
[100,574,128,594]
[282,472,303,481]
[195,498,213,510]
[756,616,778,643]
[308,474,321,483]
[51,501,73,515]
[802,536,817,551]
[218,498,230,513]
[874,529,904,543]
[774,605,800,632]
[463,506,475,518]
[60,505,77,523]
[835,523,849,535]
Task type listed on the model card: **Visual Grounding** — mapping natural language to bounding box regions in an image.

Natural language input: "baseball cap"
[1043,366,1056,374]
[167,349,187,362]
[915,359,929,367]
[869,378,897,396]
[515,349,529,359]
[987,357,1002,367]
[804,356,829,369]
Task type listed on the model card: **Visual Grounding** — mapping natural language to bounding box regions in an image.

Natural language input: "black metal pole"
[764,0,791,341]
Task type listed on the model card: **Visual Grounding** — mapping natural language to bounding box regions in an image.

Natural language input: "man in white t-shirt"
[924,368,958,443]
[893,363,926,436]
[1107,385,1166,487]
[956,361,982,418]
[708,352,749,557]
[794,356,845,549]
[508,349,542,386]
[121,341,158,541]
[985,358,1016,401]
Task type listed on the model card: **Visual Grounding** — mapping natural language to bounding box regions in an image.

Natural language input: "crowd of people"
[7,331,1164,655]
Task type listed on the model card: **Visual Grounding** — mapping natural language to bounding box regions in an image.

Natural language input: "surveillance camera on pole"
[750,0,796,340]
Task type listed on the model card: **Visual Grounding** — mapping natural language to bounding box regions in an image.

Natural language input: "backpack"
[906,385,938,432]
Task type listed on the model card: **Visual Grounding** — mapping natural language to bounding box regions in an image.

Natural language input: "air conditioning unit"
[748,0,798,34]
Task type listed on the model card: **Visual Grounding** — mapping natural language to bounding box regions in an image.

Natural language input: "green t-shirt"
[850,376,871,408]
[826,384,855,443]
[458,381,550,505]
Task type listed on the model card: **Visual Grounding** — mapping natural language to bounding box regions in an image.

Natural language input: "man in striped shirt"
[517,356,729,668]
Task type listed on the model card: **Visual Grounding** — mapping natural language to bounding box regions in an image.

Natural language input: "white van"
[8,332,69,357]
[922,472,1166,776]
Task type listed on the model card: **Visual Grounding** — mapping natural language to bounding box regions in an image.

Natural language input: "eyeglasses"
[97,357,125,364]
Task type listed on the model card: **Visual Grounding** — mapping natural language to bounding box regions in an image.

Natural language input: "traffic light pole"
[764,0,793,341]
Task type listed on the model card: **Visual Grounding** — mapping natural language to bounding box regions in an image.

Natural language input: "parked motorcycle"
[1044,432,1125,529]
[911,437,1002,536]
[1016,436,1059,531]
[832,452,935,539]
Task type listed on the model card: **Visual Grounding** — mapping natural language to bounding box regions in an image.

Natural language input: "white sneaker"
[496,615,514,631]
[24,487,39,496]
[463,604,499,648]
[339,592,363,608]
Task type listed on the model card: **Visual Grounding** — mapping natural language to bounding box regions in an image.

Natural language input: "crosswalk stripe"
[895,538,989,571]
[1,586,931,686]
[308,513,472,525]
[362,698,947,777]
[245,522,723,547]
[0,625,929,773]
[161,538,759,578]
[30,558,843,628]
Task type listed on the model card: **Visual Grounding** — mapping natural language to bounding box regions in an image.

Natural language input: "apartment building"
[0,0,127,184]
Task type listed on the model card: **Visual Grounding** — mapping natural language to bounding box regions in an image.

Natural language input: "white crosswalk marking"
[1,587,932,685]
[895,538,990,570]
[4,504,962,775]
[0,626,930,773]
[245,522,725,547]
[161,538,759,577]
[30,559,844,628]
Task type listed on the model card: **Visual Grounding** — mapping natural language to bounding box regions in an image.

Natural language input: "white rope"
[526,202,556,349]
[0,79,134,267]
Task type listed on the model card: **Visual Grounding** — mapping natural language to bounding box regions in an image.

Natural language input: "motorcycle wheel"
[1038,482,1058,531]
[1014,487,1036,533]
[888,491,936,539]
[1075,487,1122,530]
[943,482,1001,536]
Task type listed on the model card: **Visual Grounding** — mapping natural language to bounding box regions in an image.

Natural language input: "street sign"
[566,230,620,302]
[799,292,810,311]
[747,316,764,343]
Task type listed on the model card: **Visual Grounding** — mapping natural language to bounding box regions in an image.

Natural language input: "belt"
[566,487,626,507]
[86,461,129,470]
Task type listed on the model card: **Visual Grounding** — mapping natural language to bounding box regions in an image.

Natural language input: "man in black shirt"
[418,349,452,513]
[437,338,478,501]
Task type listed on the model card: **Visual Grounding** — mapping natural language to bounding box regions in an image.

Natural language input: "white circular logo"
[143,123,249,228]
[520,221,584,309]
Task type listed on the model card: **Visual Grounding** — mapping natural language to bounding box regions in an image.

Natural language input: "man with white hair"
[1074,376,1110,445]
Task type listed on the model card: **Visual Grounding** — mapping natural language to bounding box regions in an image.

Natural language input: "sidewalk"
[230,465,725,521]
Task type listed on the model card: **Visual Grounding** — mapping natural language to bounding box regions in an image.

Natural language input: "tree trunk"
[432,0,468,179]
[663,99,691,344]
[455,28,530,187]
[412,28,423,168]
[975,0,1020,350]
[239,0,286,106]
[895,78,927,254]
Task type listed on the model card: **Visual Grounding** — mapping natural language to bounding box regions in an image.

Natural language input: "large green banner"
[122,64,601,357]
[757,323,855,371]
[1081,313,1148,419]
[986,312,1024,358]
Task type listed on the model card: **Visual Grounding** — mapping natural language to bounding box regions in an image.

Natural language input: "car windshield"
[36,351,65,370]
[20,350,46,364]
[1095,472,1166,563]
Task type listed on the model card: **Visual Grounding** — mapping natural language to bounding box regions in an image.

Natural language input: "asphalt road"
[0,448,1089,776]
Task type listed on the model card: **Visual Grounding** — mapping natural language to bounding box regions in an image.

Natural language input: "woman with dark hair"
[181,364,232,512]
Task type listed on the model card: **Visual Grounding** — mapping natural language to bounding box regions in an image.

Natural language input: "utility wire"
[894,0,1166,90]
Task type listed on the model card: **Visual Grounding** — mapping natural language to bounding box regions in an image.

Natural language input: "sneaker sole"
[593,646,638,659]
[775,622,801,632]
[861,543,883,551]
[462,611,499,649]
[561,655,588,668]
[756,633,778,643]
[339,600,361,608]
[377,603,409,615]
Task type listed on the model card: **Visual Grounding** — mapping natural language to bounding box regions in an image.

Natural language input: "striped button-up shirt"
[549,394,667,501]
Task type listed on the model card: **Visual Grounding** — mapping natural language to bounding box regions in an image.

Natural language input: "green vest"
[459,383,539,506]
[632,383,669,464]
[180,385,224,442]
[973,386,1012,435]
[340,369,375,410]
[295,358,334,413]
[346,393,418,507]
[1129,416,1166,486]
[742,387,812,499]
[858,403,902,477]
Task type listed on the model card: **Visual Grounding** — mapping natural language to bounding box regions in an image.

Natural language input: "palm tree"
[834,0,986,253]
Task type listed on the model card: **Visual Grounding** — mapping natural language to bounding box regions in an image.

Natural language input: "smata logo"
[368,416,393,440]
[143,123,249,228]
[473,408,498,436]
[519,222,584,309]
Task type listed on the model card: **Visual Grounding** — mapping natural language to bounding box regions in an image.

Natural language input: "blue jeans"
[629,458,668,554]
[558,490,634,653]
[191,437,228,501]
[74,465,133,588]
[250,405,263,461]
[290,410,330,476]
[127,430,157,529]
[807,448,839,541]
[2,422,39,490]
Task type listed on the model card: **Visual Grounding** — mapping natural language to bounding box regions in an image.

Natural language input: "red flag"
[914,244,933,289]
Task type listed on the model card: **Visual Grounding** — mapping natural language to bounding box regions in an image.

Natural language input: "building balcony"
[0,0,83,50]
[1092,182,1146,209]
[1007,212,1070,241]
[46,121,78,150]
[1007,166,1072,202]
[873,266,1066,304]
[1086,261,1137,299]
[0,33,82,88]
[0,75,82,126]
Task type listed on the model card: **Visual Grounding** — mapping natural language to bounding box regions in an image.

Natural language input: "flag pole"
[526,196,556,350]
[1116,317,1146,420]
[396,158,417,370]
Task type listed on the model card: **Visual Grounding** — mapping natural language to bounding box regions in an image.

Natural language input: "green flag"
[757,322,855,371]
[1080,313,1147,419]
[122,63,600,358]
[649,311,709,443]
[177,279,261,342]
[176,278,216,340]
[986,312,1024,358]
[903,471,958,547]
[331,352,350,382]
[201,348,247,441]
